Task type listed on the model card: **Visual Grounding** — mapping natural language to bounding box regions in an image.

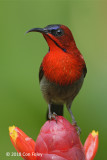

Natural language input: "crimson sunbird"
[27,24,87,133]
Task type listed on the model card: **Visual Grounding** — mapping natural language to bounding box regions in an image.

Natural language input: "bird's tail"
[46,104,64,120]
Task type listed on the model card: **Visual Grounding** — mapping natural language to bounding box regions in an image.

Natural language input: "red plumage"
[42,39,85,85]
[42,25,86,85]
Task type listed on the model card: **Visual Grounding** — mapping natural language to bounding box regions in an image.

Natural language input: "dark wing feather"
[83,65,87,78]
[39,64,44,82]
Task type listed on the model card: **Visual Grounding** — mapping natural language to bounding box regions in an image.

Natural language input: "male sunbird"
[27,24,87,133]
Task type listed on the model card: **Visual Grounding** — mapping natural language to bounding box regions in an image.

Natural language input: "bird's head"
[26,24,76,52]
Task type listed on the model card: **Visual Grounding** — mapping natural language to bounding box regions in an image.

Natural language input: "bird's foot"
[76,126,81,136]
[72,121,81,136]
[48,112,57,121]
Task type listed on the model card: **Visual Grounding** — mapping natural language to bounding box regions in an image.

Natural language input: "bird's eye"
[56,29,63,36]
[51,29,64,37]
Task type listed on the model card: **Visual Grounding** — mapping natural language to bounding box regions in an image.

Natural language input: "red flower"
[9,116,98,160]
[9,126,36,160]
[84,130,98,160]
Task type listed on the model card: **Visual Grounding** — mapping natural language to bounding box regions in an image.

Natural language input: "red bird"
[27,24,87,133]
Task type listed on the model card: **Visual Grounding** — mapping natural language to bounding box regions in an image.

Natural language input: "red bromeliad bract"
[9,116,98,160]
[84,130,98,160]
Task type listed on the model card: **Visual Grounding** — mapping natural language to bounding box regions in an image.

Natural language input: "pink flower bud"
[35,116,85,160]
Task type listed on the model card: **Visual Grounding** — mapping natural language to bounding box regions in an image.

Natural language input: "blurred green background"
[0,0,107,159]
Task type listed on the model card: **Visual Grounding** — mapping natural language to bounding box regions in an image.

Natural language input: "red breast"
[42,34,85,85]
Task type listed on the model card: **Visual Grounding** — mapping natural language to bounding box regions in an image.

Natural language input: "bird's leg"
[67,107,77,125]
[48,104,57,120]
[48,104,52,118]
[66,104,81,135]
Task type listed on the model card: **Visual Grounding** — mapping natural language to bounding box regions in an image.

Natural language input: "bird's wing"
[39,64,44,82]
[83,65,87,78]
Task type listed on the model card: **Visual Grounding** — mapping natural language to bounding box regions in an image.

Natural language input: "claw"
[72,120,81,135]
[48,112,57,122]
[72,120,77,126]
[76,126,81,135]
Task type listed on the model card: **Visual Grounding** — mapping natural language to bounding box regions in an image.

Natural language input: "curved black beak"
[26,28,47,34]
